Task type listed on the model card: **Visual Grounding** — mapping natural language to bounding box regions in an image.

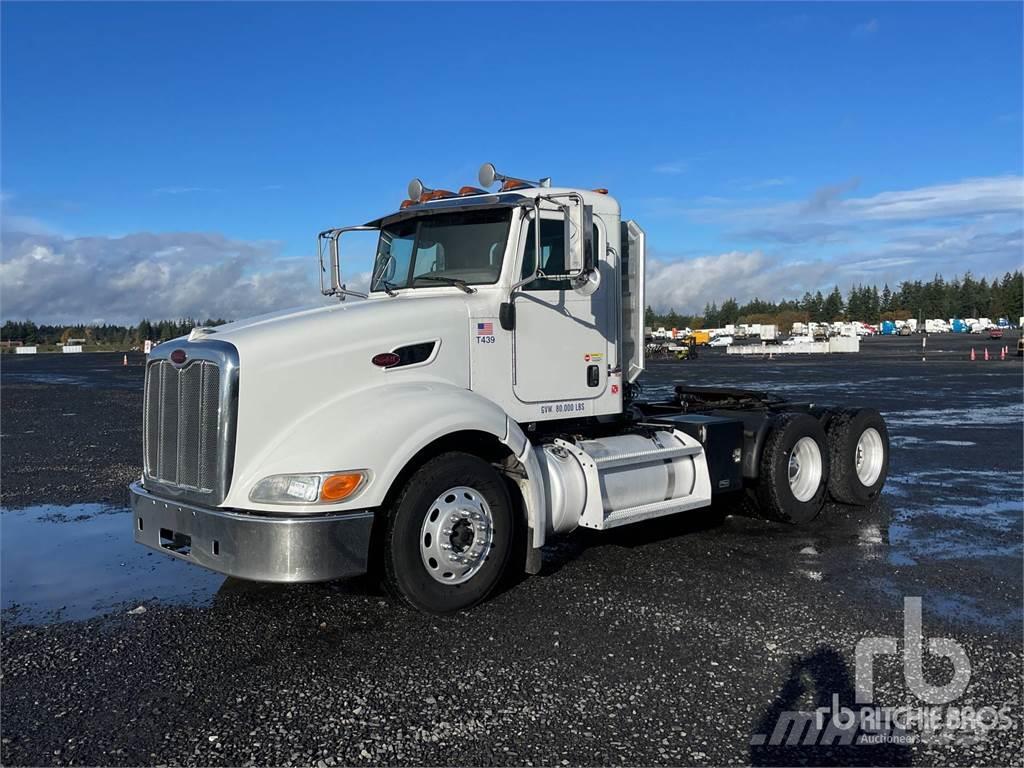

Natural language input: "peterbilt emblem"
[170,349,188,366]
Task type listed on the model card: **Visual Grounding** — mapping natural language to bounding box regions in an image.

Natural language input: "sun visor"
[366,193,529,228]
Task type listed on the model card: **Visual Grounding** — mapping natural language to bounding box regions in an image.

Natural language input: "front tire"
[826,408,889,505]
[381,451,513,614]
[756,413,830,524]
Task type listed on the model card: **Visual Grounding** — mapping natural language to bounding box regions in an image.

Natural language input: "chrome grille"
[144,360,222,496]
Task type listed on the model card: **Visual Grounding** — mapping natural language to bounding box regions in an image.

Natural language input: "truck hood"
[196,294,470,363]
[187,293,477,506]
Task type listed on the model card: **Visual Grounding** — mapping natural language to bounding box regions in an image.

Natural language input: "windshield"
[371,209,512,292]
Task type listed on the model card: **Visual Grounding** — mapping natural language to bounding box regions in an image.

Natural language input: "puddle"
[885,402,1024,428]
[2,371,141,390]
[1,504,223,623]
[3,373,95,387]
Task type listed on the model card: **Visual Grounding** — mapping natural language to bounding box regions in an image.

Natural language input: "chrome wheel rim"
[855,427,884,486]
[419,486,494,585]
[788,437,823,502]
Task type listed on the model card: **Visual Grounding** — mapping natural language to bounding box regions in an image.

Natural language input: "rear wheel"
[381,451,513,614]
[826,408,889,505]
[756,413,830,524]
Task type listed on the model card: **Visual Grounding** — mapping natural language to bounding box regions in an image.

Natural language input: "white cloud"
[852,19,879,37]
[151,186,219,196]
[639,175,1024,313]
[740,177,793,191]
[653,160,689,175]
[3,175,1020,322]
[683,175,1024,238]
[645,250,845,314]
[843,176,1024,221]
[802,177,861,213]
[0,231,335,325]
[1,190,58,235]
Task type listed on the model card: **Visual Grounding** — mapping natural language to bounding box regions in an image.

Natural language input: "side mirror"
[563,201,593,275]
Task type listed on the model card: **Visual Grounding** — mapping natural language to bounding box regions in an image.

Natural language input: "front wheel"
[381,451,513,614]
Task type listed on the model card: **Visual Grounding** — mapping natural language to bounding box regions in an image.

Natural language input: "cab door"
[512,213,609,405]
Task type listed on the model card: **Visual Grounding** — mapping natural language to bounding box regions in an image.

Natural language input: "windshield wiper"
[415,275,477,294]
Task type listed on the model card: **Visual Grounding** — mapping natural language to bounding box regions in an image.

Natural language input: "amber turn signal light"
[320,473,365,502]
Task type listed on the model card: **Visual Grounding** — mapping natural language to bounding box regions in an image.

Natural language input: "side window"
[521,220,600,291]
[374,224,415,289]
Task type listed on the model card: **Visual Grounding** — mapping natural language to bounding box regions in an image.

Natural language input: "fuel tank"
[535,430,710,533]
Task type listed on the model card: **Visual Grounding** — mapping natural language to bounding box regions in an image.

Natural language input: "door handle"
[587,365,599,387]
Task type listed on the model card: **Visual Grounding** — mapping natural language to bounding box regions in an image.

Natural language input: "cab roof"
[366,186,620,228]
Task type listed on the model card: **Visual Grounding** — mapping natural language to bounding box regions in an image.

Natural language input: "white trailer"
[130,164,890,613]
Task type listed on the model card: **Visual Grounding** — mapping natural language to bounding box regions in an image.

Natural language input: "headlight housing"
[249,471,368,505]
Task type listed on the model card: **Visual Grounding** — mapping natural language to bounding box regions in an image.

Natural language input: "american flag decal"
[477,322,494,335]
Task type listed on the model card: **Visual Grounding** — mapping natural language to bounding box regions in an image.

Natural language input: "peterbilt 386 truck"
[130,164,890,613]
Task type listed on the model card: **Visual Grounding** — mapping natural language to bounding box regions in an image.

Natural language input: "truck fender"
[502,418,547,551]
[229,382,548,554]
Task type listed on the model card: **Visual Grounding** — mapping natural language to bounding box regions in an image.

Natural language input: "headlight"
[249,471,368,505]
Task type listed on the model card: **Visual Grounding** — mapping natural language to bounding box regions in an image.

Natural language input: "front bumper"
[130,482,374,582]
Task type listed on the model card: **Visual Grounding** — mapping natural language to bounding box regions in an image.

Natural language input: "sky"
[2,1,1022,324]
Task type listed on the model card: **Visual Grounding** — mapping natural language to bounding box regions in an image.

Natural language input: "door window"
[521,220,600,291]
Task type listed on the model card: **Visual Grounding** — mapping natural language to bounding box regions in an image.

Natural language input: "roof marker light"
[421,189,455,202]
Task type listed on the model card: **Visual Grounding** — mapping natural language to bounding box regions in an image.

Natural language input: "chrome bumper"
[130,482,374,582]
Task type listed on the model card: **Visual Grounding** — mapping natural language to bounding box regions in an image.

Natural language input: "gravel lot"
[2,336,1022,766]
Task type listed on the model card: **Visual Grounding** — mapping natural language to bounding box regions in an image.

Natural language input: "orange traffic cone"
[984,348,990,361]
[970,348,976,361]
[123,354,128,366]
[1001,347,1006,360]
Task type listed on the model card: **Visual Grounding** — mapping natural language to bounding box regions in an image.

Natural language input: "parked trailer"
[129,164,890,613]
[729,337,859,355]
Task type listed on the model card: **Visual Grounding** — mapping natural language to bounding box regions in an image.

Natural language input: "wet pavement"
[1,339,1022,766]
[1,503,223,623]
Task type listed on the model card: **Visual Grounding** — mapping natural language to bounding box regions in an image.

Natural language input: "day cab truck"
[130,164,890,613]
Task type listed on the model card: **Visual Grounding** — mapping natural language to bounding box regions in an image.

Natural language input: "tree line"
[3,271,1022,346]
[1,318,227,347]
[647,271,1024,331]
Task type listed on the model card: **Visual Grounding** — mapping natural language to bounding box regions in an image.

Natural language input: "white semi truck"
[130,164,890,613]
